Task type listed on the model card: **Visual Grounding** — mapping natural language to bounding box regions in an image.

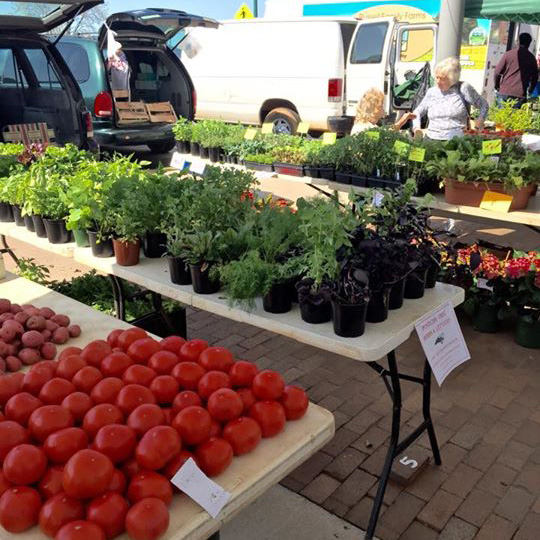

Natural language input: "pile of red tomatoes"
[0,328,309,540]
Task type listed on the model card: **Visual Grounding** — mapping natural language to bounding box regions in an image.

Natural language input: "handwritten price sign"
[244,128,258,140]
[366,131,380,140]
[482,139,502,155]
[394,140,410,156]
[322,132,337,145]
[297,122,310,134]
[409,147,426,163]
[261,123,273,134]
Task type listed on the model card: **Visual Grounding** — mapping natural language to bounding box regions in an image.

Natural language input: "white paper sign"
[372,192,384,207]
[190,161,207,176]
[171,458,231,518]
[170,152,185,170]
[477,278,493,291]
[415,301,470,386]
[255,171,278,180]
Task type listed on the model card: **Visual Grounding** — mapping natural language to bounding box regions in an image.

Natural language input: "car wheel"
[264,108,300,135]
[148,141,175,153]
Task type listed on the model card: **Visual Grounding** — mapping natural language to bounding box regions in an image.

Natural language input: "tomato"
[22,366,54,396]
[122,458,141,480]
[0,486,42,532]
[135,426,181,470]
[100,352,133,378]
[147,350,179,375]
[127,404,165,438]
[127,338,161,364]
[122,365,157,387]
[223,417,262,455]
[149,376,178,405]
[39,378,76,405]
[86,492,129,540]
[0,421,28,462]
[237,388,257,413]
[195,437,233,477]
[280,385,309,420]
[44,428,89,464]
[39,492,85,537]
[63,449,114,499]
[172,406,211,446]
[106,329,124,349]
[107,469,127,494]
[0,374,23,405]
[94,424,137,464]
[116,384,157,415]
[209,419,221,438]
[55,520,106,540]
[179,339,208,363]
[39,466,64,499]
[125,497,169,540]
[72,367,103,394]
[3,443,47,484]
[127,471,172,505]
[61,392,93,423]
[207,388,243,422]
[80,340,112,368]
[249,401,286,438]
[58,347,82,362]
[251,370,285,401]
[172,390,201,415]
[198,347,234,372]
[162,408,173,425]
[56,356,87,381]
[172,362,206,391]
[229,361,259,387]
[159,336,186,355]
[0,471,12,497]
[161,450,194,480]
[29,405,74,442]
[198,371,232,400]
[82,404,124,439]
[90,377,124,405]
[5,392,42,426]
[117,328,148,351]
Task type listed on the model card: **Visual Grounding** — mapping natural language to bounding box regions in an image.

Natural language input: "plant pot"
[368,177,401,189]
[244,160,274,172]
[273,163,304,177]
[425,262,439,289]
[208,147,221,163]
[88,230,114,258]
[175,140,190,153]
[190,142,200,156]
[389,277,406,310]
[200,146,210,159]
[350,174,368,187]
[263,282,292,314]
[43,218,71,244]
[318,167,335,181]
[303,166,319,179]
[473,303,499,333]
[113,238,140,266]
[404,268,428,299]
[331,300,368,338]
[366,289,390,323]
[515,312,540,349]
[190,263,220,294]
[299,300,331,324]
[32,215,47,238]
[11,205,24,227]
[131,308,186,339]
[334,171,352,185]
[444,179,536,211]
[24,214,35,232]
[72,228,90,247]
[168,257,192,285]
[143,231,167,258]
[0,202,13,223]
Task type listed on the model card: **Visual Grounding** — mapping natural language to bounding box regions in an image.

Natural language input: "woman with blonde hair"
[351,88,385,134]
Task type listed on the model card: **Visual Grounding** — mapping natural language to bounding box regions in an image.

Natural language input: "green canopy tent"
[465,0,540,24]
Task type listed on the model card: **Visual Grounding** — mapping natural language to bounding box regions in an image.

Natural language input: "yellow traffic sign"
[235,3,254,19]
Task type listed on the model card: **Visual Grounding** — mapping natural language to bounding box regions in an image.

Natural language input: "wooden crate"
[145,102,177,123]
[3,123,55,146]
[115,101,149,124]
[112,89,130,101]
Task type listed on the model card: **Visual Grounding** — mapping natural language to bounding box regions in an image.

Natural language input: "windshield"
[0,2,65,19]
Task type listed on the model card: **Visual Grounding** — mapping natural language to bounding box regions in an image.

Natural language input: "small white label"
[190,161,207,176]
[255,171,278,180]
[372,192,384,207]
[170,152,184,169]
[171,458,231,518]
[477,278,493,291]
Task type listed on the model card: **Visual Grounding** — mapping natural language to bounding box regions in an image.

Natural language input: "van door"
[345,17,396,116]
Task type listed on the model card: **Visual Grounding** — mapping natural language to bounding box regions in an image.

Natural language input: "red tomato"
[122,365,157,387]
[195,437,233,477]
[222,417,262,455]
[107,469,127,494]
[39,466,64,499]
[147,351,179,375]
[90,377,124,405]
[249,401,286,438]
[55,520,106,540]
[237,388,257,414]
[172,390,201,415]
[117,328,148,352]
[86,492,129,540]
[3,444,47,484]
[39,378,76,405]
[106,329,124,349]
[127,338,161,364]
[161,450,194,480]
[80,340,112,368]
[281,385,309,420]
[29,405,74,442]
[171,362,206,391]
[0,486,42,532]
[149,376,178,405]
[198,371,231,400]
[127,471,172,506]
[56,356,87,381]
[32,361,57,375]
[122,458,141,480]
[198,347,234,372]
[0,421,28,461]
[162,408,173,425]
[116,384,157,415]
[207,388,243,422]
[0,471,12,497]
[127,404,165,437]
[61,392,93,423]
[135,426,181,470]
[179,339,208,363]
[125,497,169,540]
[39,492,85,537]
[22,366,54,396]
[44,428,89,464]
[58,347,82,362]
[72,367,103,394]
[63,449,114,499]
[5,392,42,426]
[172,406,211,446]
[159,336,186,354]
[251,370,285,401]
[100,352,133,378]
[94,424,137,464]
[82,404,124,439]
[209,419,221,438]
[229,361,259,387]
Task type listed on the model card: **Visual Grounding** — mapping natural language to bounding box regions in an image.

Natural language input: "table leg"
[108,275,126,321]
[0,234,18,264]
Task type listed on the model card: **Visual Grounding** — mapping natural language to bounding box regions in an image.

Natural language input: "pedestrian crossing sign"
[235,3,254,19]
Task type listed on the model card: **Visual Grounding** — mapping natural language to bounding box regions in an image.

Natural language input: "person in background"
[351,88,385,134]
[531,54,540,99]
[411,57,488,141]
[494,32,538,108]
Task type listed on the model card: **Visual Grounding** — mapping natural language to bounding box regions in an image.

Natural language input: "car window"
[23,47,62,88]
[350,22,389,64]
[56,42,90,83]
[0,49,28,88]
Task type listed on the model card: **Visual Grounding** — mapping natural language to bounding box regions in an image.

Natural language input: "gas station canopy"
[465,0,540,24]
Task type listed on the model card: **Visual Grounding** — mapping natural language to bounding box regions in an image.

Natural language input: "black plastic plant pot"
[168,257,192,285]
[143,231,167,259]
[0,202,13,223]
[350,174,368,187]
[24,214,35,232]
[244,161,274,172]
[331,300,368,338]
[32,215,47,238]
[368,177,401,189]
[404,268,428,299]
[303,166,319,179]
[515,312,540,349]
[190,142,200,156]
[176,140,190,153]
[334,171,352,185]
[11,205,24,227]
[43,218,71,244]
[389,277,406,310]
[190,263,220,294]
[208,147,221,163]
[473,303,499,333]
[273,163,304,177]
[425,262,439,289]
[318,167,335,181]
[232,156,239,165]
[199,146,210,159]
[366,289,390,323]
[299,300,331,324]
[87,230,114,258]
[263,282,292,314]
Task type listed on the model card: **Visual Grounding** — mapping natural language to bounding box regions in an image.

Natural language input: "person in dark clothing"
[495,33,539,108]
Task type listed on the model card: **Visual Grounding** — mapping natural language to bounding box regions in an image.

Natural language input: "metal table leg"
[0,234,19,264]
[108,274,126,321]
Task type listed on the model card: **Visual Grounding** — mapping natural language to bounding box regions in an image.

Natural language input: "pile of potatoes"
[0,299,81,372]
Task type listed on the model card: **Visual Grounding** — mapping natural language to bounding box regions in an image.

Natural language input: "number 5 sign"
[390,449,429,486]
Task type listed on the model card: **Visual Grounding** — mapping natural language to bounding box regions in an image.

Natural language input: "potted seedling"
[172,117,193,153]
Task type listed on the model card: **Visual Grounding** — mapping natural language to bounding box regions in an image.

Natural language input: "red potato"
[14,312,30,325]
[51,314,70,327]
[26,315,46,331]
[25,307,41,317]
[0,327,16,342]
[6,356,22,372]
[39,307,55,319]
[68,325,81,338]
[19,348,41,365]
[41,343,57,360]
[0,299,11,314]
[0,342,9,358]
[42,330,52,342]
[45,320,59,332]
[0,358,6,373]
[0,314,14,325]
[3,320,24,335]
[52,327,69,345]
[21,304,35,310]
[22,330,45,349]
[10,304,22,314]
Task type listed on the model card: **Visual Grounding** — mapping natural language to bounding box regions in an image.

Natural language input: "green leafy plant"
[488,101,533,132]
[172,117,193,142]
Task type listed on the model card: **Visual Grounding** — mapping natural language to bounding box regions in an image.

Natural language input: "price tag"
[409,147,426,163]
[479,190,513,212]
[366,131,380,140]
[171,458,231,518]
[261,123,273,134]
[170,152,185,170]
[372,192,384,207]
[477,278,493,291]
[482,139,502,155]
[190,161,207,176]
[394,140,410,156]
[322,132,337,145]
[244,128,258,140]
[297,122,310,134]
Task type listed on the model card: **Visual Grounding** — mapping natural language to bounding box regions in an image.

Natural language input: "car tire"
[148,141,175,153]
[264,108,300,135]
